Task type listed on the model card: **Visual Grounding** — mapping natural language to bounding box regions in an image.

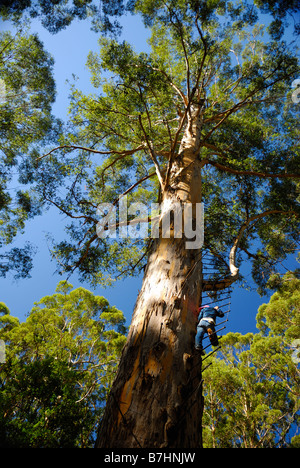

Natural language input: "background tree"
[254,0,300,39]
[202,271,300,448]
[34,0,300,448]
[1,0,299,37]
[0,281,126,448]
[0,0,130,34]
[0,26,61,279]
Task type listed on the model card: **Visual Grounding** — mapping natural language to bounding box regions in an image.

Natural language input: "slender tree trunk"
[96,106,205,448]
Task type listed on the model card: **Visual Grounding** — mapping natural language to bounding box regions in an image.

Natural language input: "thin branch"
[195,13,208,94]
[150,65,187,105]
[38,144,144,161]
[115,245,150,279]
[100,145,145,185]
[166,110,187,174]
[165,0,191,99]
[138,115,164,189]
[109,170,161,210]
[202,65,298,143]
[204,160,300,180]
[69,233,98,276]
[202,97,251,143]
[43,194,97,224]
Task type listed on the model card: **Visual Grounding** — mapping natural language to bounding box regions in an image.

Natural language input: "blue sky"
[0,11,299,335]
[0,13,150,326]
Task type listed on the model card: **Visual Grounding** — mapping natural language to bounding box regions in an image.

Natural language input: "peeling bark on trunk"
[96,236,204,448]
[96,106,206,448]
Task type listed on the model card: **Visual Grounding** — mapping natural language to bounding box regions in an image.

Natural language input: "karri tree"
[37,0,299,448]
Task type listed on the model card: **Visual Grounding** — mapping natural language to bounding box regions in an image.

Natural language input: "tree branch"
[228,210,289,279]
[150,65,187,105]
[109,171,159,208]
[138,115,164,189]
[204,160,300,180]
[202,65,298,144]
[38,144,144,161]
[203,209,298,291]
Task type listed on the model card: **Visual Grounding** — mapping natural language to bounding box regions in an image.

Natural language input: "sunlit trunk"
[96,106,205,448]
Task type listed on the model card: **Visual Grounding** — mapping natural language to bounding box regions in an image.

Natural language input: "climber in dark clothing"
[195,305,224,354]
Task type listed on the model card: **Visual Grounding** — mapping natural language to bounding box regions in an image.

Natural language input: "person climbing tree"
[195,305,224,354]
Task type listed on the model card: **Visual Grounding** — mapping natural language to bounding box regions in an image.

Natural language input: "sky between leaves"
[0,5,299,332]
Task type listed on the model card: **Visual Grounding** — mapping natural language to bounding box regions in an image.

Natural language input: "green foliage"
[40,0,299,292]
[0,282,127,448]
[0,0,131,34]
[254,0,300,38]
[0,357,92,448]
[0,27,61,278]
[202,272,300,448]
[257,270,300,341]
[1,0,298,38]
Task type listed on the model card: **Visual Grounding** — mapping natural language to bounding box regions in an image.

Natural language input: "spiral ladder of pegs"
[200,249,233,373]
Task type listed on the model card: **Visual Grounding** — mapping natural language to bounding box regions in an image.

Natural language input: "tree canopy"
[1,0,299,38]
[35,0,300,292]
[0,27,61,278]
[0,1,299,286]
[0,0,129,34]
[0,281,126,447]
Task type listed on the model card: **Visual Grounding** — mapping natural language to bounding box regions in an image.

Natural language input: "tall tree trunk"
[96,106,206,448]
